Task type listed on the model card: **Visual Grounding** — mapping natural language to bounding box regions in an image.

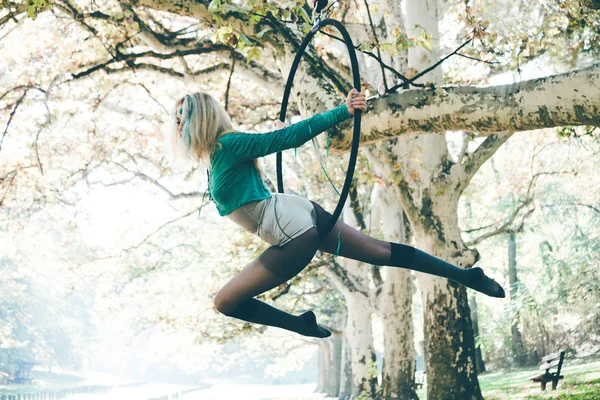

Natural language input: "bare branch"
[111,161,205,199]
[125,207,202,252]
[465,199,534,246]
[456,132,513,192]
[0,2,26,28]
[0,169,17,206]
[319,30,411,86]
[101,62,230,79]
[541,202,600,215]
[1,88,29,156]
[464,170,564,246]
[388,28,479,92]
[71,43,231,79]
[224,50,235,111]
[363,0,388,92]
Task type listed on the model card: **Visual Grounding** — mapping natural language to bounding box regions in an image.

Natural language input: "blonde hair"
[166,92,262,175]
[167,92,235,167]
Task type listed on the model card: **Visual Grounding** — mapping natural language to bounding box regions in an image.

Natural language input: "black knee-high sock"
[388,242,505,298]
[226,298,331,338]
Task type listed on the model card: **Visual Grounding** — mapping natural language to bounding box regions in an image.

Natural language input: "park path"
[179,382,332,400]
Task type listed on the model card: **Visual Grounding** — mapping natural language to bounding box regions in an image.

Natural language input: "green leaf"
[238,33,252,49]
[26,0,51,19]
[255,27,271,39]
[417,36,433,51]
[246,46,261,63]
[297,6,311,24]
[208,0,223,14]
[249,15,261,25]
[358,42,374,52]
[380,42,396,55]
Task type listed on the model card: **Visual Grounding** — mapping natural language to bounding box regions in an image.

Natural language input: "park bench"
[530,350,565,390]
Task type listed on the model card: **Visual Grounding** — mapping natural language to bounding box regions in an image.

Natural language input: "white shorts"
[227,193,318,247]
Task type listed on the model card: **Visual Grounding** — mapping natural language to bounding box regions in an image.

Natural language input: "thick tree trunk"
[415,222,483,400]
[401,1,483,398]
[508,233,527,366]
[327,63,600,154]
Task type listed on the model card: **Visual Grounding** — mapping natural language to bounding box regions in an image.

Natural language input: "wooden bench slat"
[531,374,564,382]
[540,358,562,371]
[541,350,565,363]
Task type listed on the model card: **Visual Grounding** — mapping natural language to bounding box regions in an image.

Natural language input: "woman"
[169,89,505,338]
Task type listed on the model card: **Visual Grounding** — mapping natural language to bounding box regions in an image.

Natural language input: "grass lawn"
[414,358,600,400]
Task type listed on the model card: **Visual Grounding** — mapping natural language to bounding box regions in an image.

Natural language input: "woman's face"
[175,101,184,135]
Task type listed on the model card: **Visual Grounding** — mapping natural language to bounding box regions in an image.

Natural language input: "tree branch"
[327,63,600,155]
[71,43,232,79]
[454,132,514,194]
[111,161,205,199]
[465,198,534,246]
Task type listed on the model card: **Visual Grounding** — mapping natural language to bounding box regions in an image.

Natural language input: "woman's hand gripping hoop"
[276,18,362,239]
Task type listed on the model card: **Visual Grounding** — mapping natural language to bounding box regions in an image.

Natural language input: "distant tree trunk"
[339,335,353,400]
[372,183,418,400]
[316,309,345,397]
[469,295,486,373]
[316,335,342,396]
[508,233,528,366]
[324,205,378,399]
[345,291,378,398]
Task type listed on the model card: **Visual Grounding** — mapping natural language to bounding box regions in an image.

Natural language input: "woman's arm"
[221,88,367,162]
[222,103,352,162]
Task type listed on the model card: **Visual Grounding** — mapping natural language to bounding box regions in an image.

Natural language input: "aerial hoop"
[276,17,362,238]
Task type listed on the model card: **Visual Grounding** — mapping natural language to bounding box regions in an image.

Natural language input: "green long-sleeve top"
[209,103,352,216]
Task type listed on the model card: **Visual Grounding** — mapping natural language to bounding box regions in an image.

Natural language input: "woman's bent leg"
[213,227,330,338]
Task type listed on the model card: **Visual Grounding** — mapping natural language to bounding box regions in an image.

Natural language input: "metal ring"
[276,19,361,238]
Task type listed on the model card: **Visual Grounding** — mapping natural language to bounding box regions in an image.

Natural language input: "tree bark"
[345,291,378,399]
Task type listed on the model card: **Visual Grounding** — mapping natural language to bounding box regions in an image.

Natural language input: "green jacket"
[209,104,352,216]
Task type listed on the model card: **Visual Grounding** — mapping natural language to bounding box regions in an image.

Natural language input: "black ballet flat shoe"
[299,310,331,338]
[461,267,506,298]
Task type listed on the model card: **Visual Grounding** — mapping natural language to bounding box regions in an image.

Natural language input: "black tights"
[213,201,504,338]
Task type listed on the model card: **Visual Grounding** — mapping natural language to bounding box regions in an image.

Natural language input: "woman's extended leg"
[213,227,330,338]
[309,201,505,298]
